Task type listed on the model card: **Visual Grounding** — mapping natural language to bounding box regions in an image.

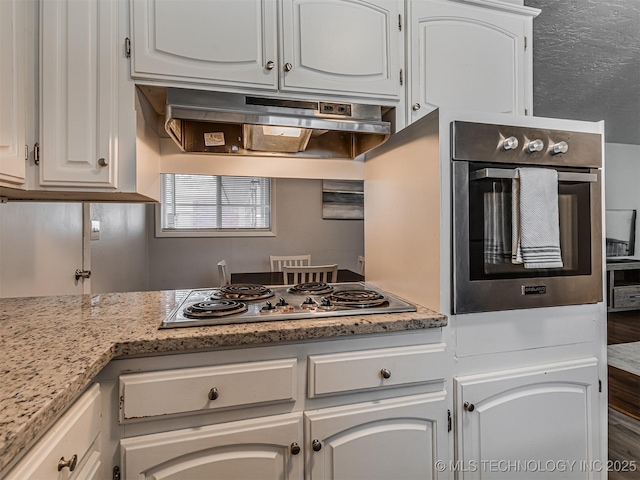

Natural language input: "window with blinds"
[158,174,272,236]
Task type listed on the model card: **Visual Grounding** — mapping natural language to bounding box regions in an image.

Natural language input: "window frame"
[155,175,277,238]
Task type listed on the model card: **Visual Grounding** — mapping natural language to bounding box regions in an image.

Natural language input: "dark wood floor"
[608,310,640,345]
[608,309,640,478]
[609,408,640,480]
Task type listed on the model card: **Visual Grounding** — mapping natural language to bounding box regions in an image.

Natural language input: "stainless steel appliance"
[138,87,394,159]
[451,121,603,313]
[160,282,416,329]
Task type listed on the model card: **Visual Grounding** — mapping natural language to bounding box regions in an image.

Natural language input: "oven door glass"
[468,163,593,280]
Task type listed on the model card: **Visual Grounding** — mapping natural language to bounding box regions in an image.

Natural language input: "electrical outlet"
[91,220,100,240]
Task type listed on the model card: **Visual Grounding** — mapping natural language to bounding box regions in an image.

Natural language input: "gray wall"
[605,143,640,258]
[146,178,365,290]
[90,203,149,293]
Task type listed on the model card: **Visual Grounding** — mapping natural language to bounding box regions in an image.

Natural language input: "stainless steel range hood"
[162,88,393,159]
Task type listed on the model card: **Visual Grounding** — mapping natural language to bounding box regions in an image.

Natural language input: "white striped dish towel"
[511,167,564,269]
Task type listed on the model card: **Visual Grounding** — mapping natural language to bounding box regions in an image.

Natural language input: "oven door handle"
[469,168,598,183]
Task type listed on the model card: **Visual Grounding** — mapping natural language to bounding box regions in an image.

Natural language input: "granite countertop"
[0,289,446,473]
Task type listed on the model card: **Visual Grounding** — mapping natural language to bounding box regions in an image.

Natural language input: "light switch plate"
[90,220,100,240]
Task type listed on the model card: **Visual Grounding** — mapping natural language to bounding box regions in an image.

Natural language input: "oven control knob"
[552,141,569,154]
[527,139,544,153]
[502,136,519,151]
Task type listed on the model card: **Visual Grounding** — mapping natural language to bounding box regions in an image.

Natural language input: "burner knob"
[277,297,288,307]
[321,298,332,307]
[261,301,276,312]
[303,296,315,305]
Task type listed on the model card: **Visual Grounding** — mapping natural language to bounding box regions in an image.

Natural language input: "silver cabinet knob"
[265,60,275,70]
[58,454,78,472]
[412,103,421,111]
[552,141,569,154]
[502,136,519,151]
[290,442,301,455]
[463,402,475,412]
[527,139,544,153]
[208,387,219,401]
[283,62,293,72]
[312,439,322,451]
[98,157,109,167]
[380,368,391,379]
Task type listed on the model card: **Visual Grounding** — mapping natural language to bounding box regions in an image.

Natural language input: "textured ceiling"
[525,0,640,145]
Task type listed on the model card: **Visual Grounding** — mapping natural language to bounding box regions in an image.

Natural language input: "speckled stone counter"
[0,289,446,473]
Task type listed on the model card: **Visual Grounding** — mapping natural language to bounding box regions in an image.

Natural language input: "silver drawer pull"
[380,368,391,379]
[58,454,77,472]
[208,387,219,401]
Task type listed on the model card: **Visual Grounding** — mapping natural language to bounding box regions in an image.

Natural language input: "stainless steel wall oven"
[451,121,603,314]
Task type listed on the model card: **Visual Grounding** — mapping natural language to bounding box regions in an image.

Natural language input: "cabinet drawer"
[4,383,101,480]
[613,286,640,309]
[308,344,446,397]
[119,358,297,421]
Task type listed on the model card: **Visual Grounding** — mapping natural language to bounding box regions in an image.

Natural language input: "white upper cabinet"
[40,0,118,188]
[407,0,539,122]
[0,0,26,187]
[129,0,402,100]
[130,0,279,90]
[280,0,402,99]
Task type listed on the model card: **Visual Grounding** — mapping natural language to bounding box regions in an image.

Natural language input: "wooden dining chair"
[269,254,311,272]
[282,264,338,285]
[217,260,231,286]
[357,255,365,275]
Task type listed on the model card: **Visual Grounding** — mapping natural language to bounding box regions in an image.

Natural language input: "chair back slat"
[282,264,338,285]
[270,254,311,272]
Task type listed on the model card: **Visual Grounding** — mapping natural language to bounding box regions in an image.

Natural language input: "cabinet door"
[408,0,533,121]
[455,359,601,479]
[120,413,303,480]
[305,393,448,480]
[3,384,101,480]
[281,0,402,99]
[39,0,117,188]
[0,0,26,186]
[130,0,278,90]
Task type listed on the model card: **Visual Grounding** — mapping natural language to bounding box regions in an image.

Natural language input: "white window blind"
[160,174,271,233]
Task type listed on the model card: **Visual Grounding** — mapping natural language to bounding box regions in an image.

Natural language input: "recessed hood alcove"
[137,86,394,160]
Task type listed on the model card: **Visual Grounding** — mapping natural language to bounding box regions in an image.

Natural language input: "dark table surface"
[231,269,364,285]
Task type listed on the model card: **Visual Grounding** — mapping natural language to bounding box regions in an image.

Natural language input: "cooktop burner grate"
[287,282,334,295]
[215,284,274,301]
[323,289,388,308]
[183,300,248,319]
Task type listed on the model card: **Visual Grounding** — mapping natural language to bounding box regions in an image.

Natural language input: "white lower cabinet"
[455,358,600,479]
[305,392,448,480]
[120,413,304,480]
[109,335,450,479]
[4,383,101,480]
